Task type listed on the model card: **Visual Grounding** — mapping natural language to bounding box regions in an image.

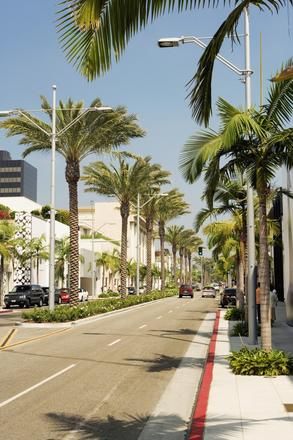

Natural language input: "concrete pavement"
[192,303,293,440]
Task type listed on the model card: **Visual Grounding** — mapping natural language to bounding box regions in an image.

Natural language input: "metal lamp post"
[0,87,112,310]
[158,7,257,344]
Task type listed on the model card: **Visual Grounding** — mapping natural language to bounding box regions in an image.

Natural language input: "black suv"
[220,287,237,308]
[4,285,45,308]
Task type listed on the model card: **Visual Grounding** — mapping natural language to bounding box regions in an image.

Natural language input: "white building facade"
[78,201,154,296]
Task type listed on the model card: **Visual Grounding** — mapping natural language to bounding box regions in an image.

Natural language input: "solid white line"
[0,364,76,408]
[156,316,162,320]
[139,324,147,329]
[108,339,121,346]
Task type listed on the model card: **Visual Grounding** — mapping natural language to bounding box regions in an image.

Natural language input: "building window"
[0,167,21,172]
[0,177,21,183]
[0,187,21,193]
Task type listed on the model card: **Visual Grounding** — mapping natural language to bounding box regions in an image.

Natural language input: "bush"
[230,321,261,337]
[99,291,120,298]
[224,308,244,321]
[22,289,177,323]
[228,347,293,376]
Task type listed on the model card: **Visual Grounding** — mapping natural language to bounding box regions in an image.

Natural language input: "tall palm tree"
[156,190,189,290]
[165,225,185,284]
[180,71,293,349]
[0,96,144,304]
[82,156,152,297]
[186,235,203,284]
[57,1,291,124]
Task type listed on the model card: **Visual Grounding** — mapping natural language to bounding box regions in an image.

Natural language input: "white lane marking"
[139,324,147,329]
[156,316,162,320]
[168,310,173,313]
[0,364,76,408]
[108,339,121,346]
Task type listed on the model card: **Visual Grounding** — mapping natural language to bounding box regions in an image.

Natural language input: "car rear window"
[224,289,236,296]
[203,286,214,290]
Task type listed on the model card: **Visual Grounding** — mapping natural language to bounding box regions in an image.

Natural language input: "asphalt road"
[0,294,217,440]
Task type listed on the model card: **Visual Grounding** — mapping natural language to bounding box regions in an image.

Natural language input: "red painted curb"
[0,310,14,314]
[188,310,220,440]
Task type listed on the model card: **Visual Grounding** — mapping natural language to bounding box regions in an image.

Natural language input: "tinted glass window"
[11,285,31,292]
[224,289,236,296]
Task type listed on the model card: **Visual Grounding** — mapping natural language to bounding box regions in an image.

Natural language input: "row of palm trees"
[180,71,293,350]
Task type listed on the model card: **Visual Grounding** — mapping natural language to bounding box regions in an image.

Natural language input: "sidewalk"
[197,303,293,440]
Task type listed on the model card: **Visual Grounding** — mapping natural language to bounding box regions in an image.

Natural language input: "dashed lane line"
[0,364,76,408]
[139,324,147,329]
[108,339,121,346]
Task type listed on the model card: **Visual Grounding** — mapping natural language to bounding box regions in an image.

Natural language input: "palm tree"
[95,252,112,292]
[57,1,291,124]
[156,190,189,290]
[0,96,144,304]
[186,235,203,284]
[28,235,49,284]
[82,156,153,297]
[55,237,70,286]
[165,225,185,284]
[0,221,15,305]
[180,71,293,349]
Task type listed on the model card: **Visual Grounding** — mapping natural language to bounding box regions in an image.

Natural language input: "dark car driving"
[127,286,136,295]
[179,284,194,298]
[220,287,237,307]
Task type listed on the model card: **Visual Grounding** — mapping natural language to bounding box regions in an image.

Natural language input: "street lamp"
[158,7,257,344]
[135,192,168,295]
[0,86,112,310]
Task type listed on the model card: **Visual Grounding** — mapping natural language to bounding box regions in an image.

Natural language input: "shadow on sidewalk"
[125,353,205,372]
[46,412,187,440]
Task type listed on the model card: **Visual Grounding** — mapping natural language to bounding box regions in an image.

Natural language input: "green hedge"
[228,347,293,376]
[224,308,245,321]
[22,289,177,323]
[98,291,120,298]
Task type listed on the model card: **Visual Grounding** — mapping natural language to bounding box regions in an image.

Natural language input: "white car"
[201,286,216,298]
[78,288,89,302]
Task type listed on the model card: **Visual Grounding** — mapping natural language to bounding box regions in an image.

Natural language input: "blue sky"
[0,2,292,229]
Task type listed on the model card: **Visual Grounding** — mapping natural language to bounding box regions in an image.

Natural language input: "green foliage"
[31,209,41,217]
[41,205,51,219]
[55,209,70,225]
[99,291,120,298]
[228,347,293,376]
[224,307,244,321]
[22,289,177,323]
[230,322,261,337]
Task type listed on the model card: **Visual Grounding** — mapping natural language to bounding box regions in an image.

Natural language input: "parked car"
[220,287,237,307]
[58,288,70,304]
[42,287,61,305]
[4,285,45,308]
[78,288,89,302]
[179,284,194,298]
[127,286,136,295]
[201,286,216,298]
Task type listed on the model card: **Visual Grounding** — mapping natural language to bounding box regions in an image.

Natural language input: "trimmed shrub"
[22,289,177,323]
[228,347,293,376]
[230,321,261,337]
[224,308,244,321]
[99,291,120,298]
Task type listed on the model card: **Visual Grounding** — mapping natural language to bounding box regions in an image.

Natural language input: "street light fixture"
[0,86,112,310]
[158,7,257,344]
[135,192,168,295]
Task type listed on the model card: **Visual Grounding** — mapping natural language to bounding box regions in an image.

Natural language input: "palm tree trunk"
[120,203,129,298]
[66,160,80,305]
[146,217,153,294]
[159,221,165,291]
[188,252,192,285]
[258,185,271,350]
[36,256,39,285]
[184,250,188,283]
[102,265,105,292]
[0,256,4,306]
[172,247,177,284]
[179,249,184,284]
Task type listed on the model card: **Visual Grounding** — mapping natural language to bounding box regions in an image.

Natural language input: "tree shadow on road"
[46,412,187,440]
[125,353,205,372]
